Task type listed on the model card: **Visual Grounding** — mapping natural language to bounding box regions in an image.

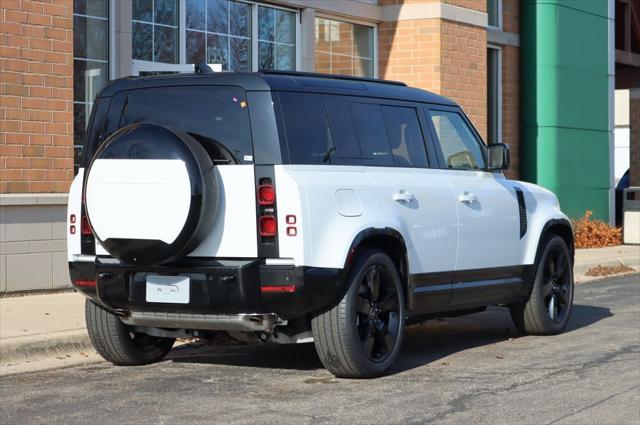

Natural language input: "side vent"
[515,189,527,239]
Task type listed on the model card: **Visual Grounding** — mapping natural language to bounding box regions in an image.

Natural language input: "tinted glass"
[121,86,253,163]
[279,92,334,165]
[381,106,428,168]
[350,103,394,166]
[429,110,486,170]
[325,98,361,159]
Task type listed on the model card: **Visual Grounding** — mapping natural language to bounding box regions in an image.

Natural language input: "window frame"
[487,44,502,145]
[314,13,378,79]
[130,0,300,73]
[423,104,489,172]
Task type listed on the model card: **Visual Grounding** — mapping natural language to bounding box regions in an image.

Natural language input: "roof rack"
[259,70,407,87]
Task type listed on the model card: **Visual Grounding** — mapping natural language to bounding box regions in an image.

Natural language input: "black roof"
[99,71,457,106]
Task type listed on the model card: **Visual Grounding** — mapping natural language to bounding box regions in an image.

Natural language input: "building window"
[73,0,109,165]
[258,5,296,70]
[185,0,251,70]
[487,0,502,29]
[314,17,374,77]
[132,1,296,71]
[487,46,502,144]
[132,0,179,63]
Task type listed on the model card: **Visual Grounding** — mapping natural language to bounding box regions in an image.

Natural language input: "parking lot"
[1,274,639,425]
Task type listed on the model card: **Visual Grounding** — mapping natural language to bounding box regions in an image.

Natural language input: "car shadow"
[167,304,612,375]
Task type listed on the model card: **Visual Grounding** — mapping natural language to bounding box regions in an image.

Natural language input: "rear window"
[120,86,253,163]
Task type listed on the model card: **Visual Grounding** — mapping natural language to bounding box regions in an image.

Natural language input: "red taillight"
[259,215,277,237]
[75,279,96,288]
[258,184,276,206]
[261,285,296,293]
[81,214,92,235]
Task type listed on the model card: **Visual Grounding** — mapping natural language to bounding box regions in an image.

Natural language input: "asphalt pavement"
[1,274,639,425]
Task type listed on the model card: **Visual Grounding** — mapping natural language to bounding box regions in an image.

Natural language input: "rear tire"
[311,249,405,378]
[510,235,574,335]
[85,300,175,365]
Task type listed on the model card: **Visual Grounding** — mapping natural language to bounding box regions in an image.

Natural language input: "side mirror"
[487,143,510,171]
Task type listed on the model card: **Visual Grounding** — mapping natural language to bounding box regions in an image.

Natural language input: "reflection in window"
[258,6,296,70]
[73,0,109,168]
[186,0,251,71]
[132,0,179,63]
[430,111,486,170]
[315,18,374,77]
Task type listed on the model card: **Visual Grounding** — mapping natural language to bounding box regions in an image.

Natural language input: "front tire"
[85,300,175,365]
[510,235,574,335]
[311,249,405,378]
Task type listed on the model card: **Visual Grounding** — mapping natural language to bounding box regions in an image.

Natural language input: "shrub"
[573,210,622,249]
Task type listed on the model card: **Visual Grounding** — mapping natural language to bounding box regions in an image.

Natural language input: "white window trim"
[488,0,503,30]
[487,44,502,145]
[130,0,300,73]
[314,13,378,78]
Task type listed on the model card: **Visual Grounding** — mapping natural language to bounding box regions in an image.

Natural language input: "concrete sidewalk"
[0,245,638,368]
[0,292,92,366]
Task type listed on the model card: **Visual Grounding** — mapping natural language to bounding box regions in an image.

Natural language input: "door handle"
[393,190,415,203]
[457,192,478,204]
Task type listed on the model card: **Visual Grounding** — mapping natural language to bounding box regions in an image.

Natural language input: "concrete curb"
[574,255,640,275]
[0,330,92,365]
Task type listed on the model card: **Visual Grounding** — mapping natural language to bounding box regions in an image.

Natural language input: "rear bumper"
[69,257,346,321]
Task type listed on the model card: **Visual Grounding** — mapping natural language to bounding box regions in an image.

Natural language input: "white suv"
[68,71,574,378]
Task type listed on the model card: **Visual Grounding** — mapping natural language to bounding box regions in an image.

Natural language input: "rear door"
[93,85,260,259]
[424,106,521,308]
[351,100,458,313]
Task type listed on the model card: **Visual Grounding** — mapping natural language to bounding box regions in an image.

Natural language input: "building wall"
[0,0,74,292]
[521,0,611,221]
[501,0,520,179]
[0,0,74,194]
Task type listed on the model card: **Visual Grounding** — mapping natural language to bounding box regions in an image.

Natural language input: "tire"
[510,234,574,335]
[85,300,175,366]
[311,249,405,378]
[85,123,218,266]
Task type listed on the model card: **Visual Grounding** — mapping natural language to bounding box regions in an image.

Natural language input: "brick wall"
[501,0,519,178]
[0,0,74,194]
[440,19,487,140]
[378,18,442,94]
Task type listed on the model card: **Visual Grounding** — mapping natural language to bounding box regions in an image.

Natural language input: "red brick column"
[0,0,74,194]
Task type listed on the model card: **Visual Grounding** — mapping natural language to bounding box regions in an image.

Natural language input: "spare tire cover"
[85,123,217,266]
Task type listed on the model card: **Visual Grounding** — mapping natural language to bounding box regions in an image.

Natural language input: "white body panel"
[443,170,520,270]
[67,169,84,261]
[367,167,458,274]
[513,180,571,265]
[189,165,258,258]
[86,159,191,244]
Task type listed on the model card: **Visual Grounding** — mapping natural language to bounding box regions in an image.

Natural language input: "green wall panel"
[521,0,611,221]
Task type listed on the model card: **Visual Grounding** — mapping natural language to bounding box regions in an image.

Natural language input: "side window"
[381,106,428,168]
[429,110,486,170]
[279,92,334,164]
[350,103,394,166]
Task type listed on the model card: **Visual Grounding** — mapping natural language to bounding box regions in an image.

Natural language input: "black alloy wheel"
[510,234,574,335]
[356,264,402,363]
[541,244,572,324]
